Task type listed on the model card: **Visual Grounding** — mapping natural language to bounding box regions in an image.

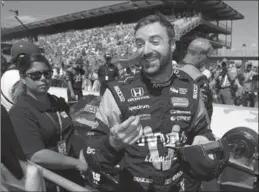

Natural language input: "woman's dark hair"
[17,53,51,76]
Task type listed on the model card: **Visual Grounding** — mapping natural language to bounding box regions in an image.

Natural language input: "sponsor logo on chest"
[114,86,125,102]
[170,87,188,95]
[171,97,189,108]
[128,105,150,111]
[128,87,150,102]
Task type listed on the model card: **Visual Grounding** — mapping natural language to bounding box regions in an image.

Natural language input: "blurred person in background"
[82,72,93,92]
[177,37,214,120]
[51,65,60,87]
[98,52,119,96]
[9,54,88,191]
[214,60,236,105]
[66,60,85,101]
[242,62,257,107]
[91,71,101,92]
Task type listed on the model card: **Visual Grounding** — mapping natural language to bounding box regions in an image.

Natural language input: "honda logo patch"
[131,87,144,97]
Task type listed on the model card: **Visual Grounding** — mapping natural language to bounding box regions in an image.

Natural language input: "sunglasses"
[25,70,53,81]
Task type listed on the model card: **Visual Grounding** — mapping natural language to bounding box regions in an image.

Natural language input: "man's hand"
[109,116,143,151]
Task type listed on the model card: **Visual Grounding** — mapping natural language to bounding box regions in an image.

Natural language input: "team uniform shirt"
[98,63,119,84]
[84,68,214,192]
[175,63,214,119]
[66,68,85,90]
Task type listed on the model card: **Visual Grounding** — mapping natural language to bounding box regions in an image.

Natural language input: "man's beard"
[140,50,171,77]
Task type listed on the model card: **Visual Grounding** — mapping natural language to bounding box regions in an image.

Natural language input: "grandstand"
[1,0,244,62]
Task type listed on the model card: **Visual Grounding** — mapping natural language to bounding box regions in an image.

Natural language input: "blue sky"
[1,1,258,55]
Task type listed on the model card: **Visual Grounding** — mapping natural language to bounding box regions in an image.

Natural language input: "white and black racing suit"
[84,68,215,192]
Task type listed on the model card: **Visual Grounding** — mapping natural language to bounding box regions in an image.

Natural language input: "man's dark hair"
[134,13,175,41]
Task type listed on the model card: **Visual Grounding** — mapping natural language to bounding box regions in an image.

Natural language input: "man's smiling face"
[135,22,175,77]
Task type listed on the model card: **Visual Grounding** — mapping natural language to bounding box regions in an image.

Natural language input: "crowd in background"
[2,14,258,108]
[201,60,258,107]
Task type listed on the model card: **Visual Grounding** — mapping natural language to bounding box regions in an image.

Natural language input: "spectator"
[51,66,60,87]
[98,52,119,96]
[242,62,257,107]
[91,71,101,92]
[66,61,85,101]
[214,61,236,105]
[9,53,88,192]
[1,41,42,111]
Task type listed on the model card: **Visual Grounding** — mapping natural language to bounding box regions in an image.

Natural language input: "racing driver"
[84,14,216,192]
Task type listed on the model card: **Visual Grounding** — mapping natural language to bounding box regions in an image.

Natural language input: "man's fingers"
[130,116,140,127]
[118,116,137,131]
[124,124,142,144]
[123,116,141,135]
[128,125,143,145]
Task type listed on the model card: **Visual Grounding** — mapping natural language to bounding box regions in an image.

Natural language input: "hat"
[104,51,112,59]
[246,61,252,67]
[167,138,230,181]
[11,41,41,60]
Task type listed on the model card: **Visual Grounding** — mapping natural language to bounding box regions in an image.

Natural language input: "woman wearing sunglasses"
[9,53,88,191]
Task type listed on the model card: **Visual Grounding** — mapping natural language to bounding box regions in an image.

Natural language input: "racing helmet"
[11,41,41,60]
[168,138,230,181]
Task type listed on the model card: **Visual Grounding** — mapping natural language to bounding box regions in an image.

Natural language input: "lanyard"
[45,112,63,141]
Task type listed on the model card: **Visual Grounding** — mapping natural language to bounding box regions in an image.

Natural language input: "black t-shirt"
[9,94,74,159]
[98,63,119,84]
[66,68,85,89]
[1,105,26,180]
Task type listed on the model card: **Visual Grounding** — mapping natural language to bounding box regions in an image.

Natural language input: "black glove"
[167,138,230,181]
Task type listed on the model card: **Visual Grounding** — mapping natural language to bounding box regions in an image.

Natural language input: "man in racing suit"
[176,38,214,120]
[84,14,215,192]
